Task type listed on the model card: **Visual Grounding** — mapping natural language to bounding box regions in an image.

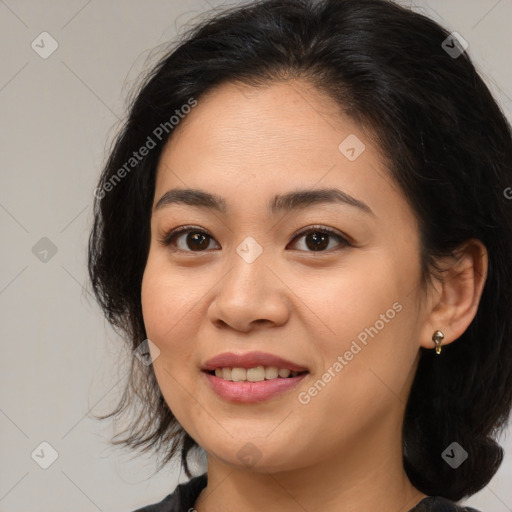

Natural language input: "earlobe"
[419,239,488,353]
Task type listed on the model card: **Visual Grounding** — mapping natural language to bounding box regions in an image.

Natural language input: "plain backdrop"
[1,1,511,511]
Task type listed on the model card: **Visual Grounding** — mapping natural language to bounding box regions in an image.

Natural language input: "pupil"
[306,232,328,251]
[188,232,209,251]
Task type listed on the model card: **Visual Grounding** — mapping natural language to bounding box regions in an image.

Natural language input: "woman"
[87,0,512,511]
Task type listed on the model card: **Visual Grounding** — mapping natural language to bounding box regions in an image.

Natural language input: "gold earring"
[432,330,444,354]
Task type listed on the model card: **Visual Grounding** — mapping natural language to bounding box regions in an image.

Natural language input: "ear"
[419,239,488,351]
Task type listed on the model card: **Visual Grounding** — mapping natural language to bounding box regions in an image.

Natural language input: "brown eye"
[182,231,212,251]
[288,227,350,252]
[159,225,350,254]
[159,227,219,252]
[303,231,330,251]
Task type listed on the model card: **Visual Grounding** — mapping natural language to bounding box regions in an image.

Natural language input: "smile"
[203,369,309,403]
[210,366,305,381]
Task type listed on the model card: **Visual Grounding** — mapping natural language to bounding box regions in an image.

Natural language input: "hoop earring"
[432,330,444,355]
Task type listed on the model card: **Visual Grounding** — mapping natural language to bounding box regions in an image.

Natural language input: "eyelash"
[157,224,351,254]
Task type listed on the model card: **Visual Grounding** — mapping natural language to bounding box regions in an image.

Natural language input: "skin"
[141,80,488,512]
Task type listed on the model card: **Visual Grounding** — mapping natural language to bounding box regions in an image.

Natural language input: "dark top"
[131,473,482,512]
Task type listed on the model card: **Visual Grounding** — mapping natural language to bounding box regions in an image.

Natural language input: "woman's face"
[141,80,433,473]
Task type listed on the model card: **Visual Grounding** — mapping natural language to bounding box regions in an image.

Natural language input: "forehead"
[159,82,363,172]
[163,80,349,158]
[153,80,403,221]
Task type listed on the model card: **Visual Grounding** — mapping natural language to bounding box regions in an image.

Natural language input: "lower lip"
[203,371,308,403]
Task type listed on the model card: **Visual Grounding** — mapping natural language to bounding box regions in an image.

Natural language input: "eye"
[288,225,351,252]
[158,225,351,253]
[158,226,219,252]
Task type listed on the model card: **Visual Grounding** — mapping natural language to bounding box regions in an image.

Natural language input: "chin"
[202,434,309,473]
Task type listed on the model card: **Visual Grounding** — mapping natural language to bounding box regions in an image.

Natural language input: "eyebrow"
[154,187,374,216]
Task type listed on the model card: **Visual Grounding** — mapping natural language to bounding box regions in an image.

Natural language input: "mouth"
[202,369,309,403]
[203,366,308,382]
[201,350,309,374]
[201,351,310,403]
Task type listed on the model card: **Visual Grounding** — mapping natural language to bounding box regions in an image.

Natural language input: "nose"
[206,246,290,332]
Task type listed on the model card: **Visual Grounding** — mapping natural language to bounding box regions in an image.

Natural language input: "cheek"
[308,254,420,406]
[300,309,416,456]
[310,255,404,344]
[141,251,202,339]
[141,264,199,423]
[140,257,203,391]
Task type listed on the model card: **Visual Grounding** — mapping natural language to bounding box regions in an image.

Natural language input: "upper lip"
[202,351,309,372]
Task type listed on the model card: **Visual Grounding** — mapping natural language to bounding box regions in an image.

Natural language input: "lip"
[203,371,308,403]
[201,351,309,372]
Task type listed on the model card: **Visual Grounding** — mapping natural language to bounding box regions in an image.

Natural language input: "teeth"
[213,366,302,381]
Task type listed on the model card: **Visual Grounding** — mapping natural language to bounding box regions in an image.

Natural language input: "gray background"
[0,0,511,510]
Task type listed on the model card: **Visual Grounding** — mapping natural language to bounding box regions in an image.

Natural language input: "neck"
[194,413,427,512]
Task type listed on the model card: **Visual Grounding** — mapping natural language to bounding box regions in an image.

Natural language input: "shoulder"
[130,473,208,512]
[410,496,482,512]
